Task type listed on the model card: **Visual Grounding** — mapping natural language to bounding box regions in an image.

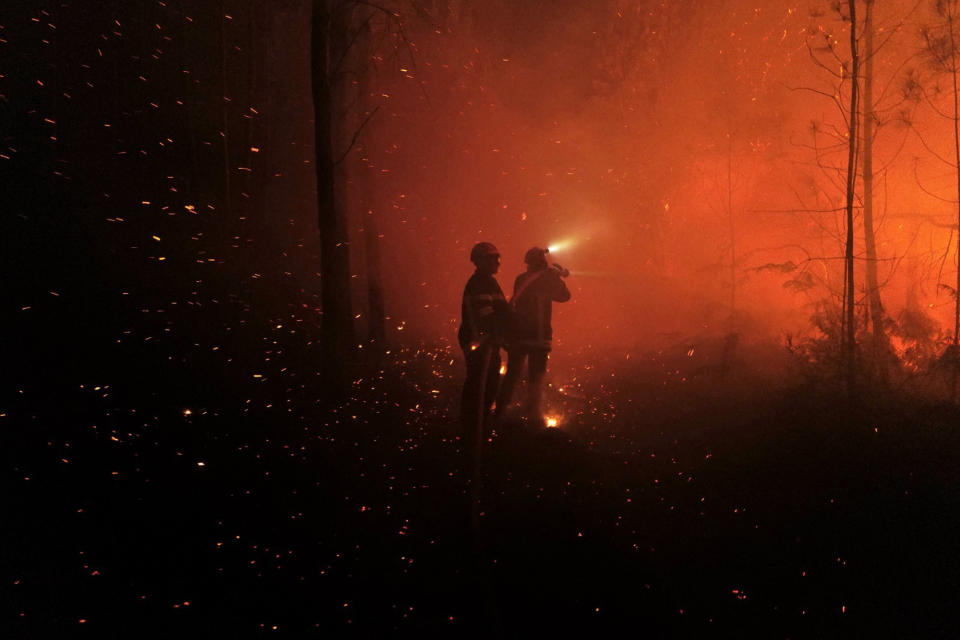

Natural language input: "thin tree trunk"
[727,131,736,317]
[241,0,256,275]
[365,207,387,352]
[313,0,356,391]
[861,0,889,363]
[949,5,960,397]
[221,0,232,214]
[355,16,387,357]
[844,0,859,399]
[183,16,200,191]
[951,8,960,349]
[245,0,256,187]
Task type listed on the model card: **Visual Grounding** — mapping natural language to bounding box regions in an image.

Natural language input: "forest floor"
[4,333,960,638]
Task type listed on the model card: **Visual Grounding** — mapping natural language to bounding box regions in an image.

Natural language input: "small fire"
[545,416,559,428]
[499,364,506,375]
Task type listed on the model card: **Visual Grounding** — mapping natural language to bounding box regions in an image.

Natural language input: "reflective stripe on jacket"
[458,271,508,349]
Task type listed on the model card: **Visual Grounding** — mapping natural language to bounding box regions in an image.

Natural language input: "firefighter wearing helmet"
[458,242,512,446]
[495,246,570,428]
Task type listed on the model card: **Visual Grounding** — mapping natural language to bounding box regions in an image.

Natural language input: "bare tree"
[919,0,960,392]
[355,13,386,358]
[221,0,232,214]
[843,0,860,398]
[861,0,889,357]
[802,1,861,394]
[311,0,420,381]
[312,0,356,392]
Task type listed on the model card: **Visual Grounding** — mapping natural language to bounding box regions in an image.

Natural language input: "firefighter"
[496,246,570,427]
[458,242,512,442]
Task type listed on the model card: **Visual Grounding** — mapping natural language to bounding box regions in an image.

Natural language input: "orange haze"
[283,1,960,355]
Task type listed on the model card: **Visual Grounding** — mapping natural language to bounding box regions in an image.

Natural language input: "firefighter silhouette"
[496,246,570,427]
[458,242,512,444]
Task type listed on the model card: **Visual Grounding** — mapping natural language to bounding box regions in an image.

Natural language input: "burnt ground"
[3,327,960,638]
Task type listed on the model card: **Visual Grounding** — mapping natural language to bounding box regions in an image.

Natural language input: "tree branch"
[332,105,380,167]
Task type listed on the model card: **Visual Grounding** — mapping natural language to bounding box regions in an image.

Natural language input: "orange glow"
[545,416,560,428]
[17,0,960,394]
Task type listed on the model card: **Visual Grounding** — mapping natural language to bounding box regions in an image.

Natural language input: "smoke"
[343,0,957,354]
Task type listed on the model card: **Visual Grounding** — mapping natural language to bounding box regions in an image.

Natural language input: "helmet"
[470,242,500,264]
[524,246,549,266]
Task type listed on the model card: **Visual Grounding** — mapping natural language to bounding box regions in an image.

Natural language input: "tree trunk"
[843,0,859,399]
[861,0,891,368]
[221,0,232,213]
[727,131,736,317]
[312,0,356,392]
[355,16,387,358]
[946,3,960,398]
[951,7,960,352]
[365,207,387,353]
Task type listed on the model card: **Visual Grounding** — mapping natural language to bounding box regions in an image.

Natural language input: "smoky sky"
[4,0,959,358]
[356,0,958,354]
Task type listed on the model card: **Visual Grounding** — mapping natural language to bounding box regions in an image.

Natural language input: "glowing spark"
[545,416,559,428]
[499,364,506,375]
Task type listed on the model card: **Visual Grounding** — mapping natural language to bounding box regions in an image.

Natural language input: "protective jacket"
[458,271,510,349]
[509,267,571,350]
